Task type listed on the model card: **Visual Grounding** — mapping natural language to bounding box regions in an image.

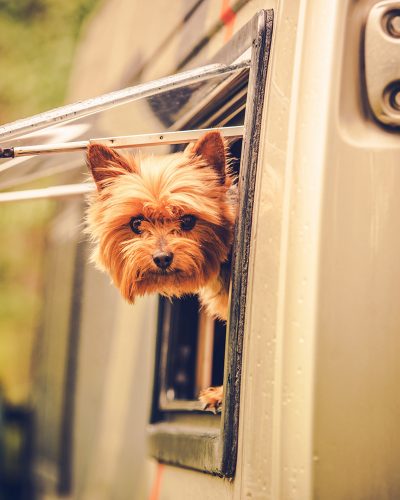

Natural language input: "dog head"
[85,131,236,302]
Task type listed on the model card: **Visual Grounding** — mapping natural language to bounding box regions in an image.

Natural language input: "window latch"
[365,0,400,127]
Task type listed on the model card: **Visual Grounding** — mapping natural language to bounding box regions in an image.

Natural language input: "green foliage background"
[0,0,100,403]
[0,0,99,122]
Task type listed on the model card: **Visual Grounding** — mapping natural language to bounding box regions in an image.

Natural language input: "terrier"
[85,131,237,410]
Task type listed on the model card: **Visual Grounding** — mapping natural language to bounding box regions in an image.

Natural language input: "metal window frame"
[0,126,243,202]
[148,10,273,477]
[1,126,244,159]
[0,8,273,480]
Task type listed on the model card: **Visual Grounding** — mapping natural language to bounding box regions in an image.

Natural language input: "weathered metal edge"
[147,9,274,478]
[220,8,274,477]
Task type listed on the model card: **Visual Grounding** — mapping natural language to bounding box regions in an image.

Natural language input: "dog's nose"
[153,251,173,270]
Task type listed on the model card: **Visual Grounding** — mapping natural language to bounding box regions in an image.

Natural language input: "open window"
[148,11,273,477]
[0,9,273,482]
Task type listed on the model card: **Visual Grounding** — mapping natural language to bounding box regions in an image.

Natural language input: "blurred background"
[0,1,228,498]
[0,2,100,498]
[0,0,100,402]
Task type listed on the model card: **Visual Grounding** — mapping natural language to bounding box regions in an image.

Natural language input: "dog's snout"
[153,251,173,270]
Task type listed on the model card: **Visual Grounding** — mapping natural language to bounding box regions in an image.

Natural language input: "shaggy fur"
[85,131,237,408]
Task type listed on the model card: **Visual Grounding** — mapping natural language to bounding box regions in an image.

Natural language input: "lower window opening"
[158,137,242,409]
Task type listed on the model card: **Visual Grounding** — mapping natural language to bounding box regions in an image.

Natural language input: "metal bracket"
[0,126,244,159]
[365,1,400,127]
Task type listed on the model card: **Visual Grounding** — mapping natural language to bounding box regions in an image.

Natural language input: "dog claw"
[201,403,220,414]
[199,385,223,413]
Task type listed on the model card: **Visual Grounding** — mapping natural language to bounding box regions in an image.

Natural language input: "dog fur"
[85,131,237,408]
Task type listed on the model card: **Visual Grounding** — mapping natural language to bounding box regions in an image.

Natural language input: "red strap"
[149,463,164,500]
[220,0,236,41]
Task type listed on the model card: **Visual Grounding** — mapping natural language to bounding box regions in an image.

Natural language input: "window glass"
[0,68,247,191]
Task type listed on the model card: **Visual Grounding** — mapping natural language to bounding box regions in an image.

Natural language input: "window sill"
[148,422,222,475]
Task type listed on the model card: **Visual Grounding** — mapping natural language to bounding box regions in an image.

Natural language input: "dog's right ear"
[87,144,137,190]
[187,131,227,184]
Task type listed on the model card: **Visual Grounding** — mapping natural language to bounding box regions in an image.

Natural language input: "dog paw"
[199,385,223,413]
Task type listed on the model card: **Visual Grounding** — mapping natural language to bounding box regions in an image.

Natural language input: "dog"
[85,131,237,410]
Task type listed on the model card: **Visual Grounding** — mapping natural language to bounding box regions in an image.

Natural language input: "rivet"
[385,10,400,37]
[389,87,400,111]
[383,81,400,114]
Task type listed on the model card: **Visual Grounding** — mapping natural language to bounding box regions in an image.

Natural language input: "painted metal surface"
[237,1,400,499]
[364,1,400,126]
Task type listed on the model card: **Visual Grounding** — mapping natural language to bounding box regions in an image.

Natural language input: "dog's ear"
[87,144,137,190]
[188,131,226,184]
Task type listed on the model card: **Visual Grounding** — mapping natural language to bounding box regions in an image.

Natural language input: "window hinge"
[365,1,400,127]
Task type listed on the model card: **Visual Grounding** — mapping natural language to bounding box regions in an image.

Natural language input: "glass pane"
[0,67,247,191]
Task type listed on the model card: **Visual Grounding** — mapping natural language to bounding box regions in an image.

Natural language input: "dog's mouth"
[131,265,208,297]
[136,267,198,285]
[147,268,183,277]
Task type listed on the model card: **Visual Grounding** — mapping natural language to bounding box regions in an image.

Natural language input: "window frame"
[148,9,274,477]
[0,6,273,485]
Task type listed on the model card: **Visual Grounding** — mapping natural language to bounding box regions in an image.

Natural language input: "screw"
[386,10,400,37]
[383,81,400,114]
[389,87,400,111]
[0,147,14,158]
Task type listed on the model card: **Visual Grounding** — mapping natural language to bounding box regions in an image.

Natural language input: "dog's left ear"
[87,143,137,191]
[189,131,226,184]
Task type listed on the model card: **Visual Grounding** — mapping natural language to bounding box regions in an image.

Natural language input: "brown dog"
[85,131,237,409]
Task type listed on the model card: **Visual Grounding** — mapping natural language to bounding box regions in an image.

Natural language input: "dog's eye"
[180,214,196,231]
[129,215,144,234]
